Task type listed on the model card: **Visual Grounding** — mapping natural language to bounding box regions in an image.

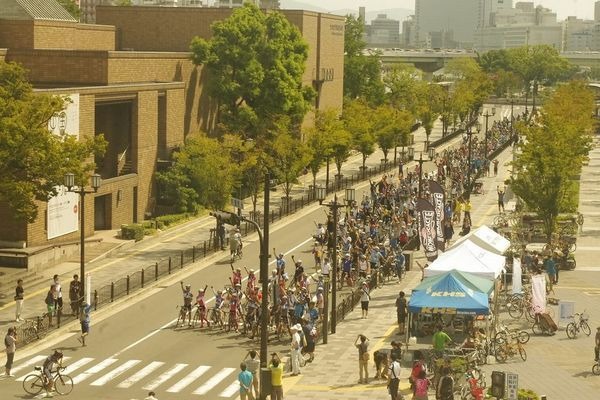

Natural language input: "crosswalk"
[13,355,240,397]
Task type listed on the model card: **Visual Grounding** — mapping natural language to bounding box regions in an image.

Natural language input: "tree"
[305,109,339,192]
[57,0,81,20]
[189,3,314,137]
[414,81,445,147]
[343,99,375,175]
[343,15,385,105]
[271,132,309,210]
[113,0,133,5]
[510,81,594,241]
[445,58,492,120]
[383,64,422,114]
[0,62,106,222]
[156,133,236,212]
[372,105,405,163]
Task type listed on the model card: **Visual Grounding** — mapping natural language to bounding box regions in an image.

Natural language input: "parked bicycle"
[22,366,73,396]
[593,359,600,376]
[566,312,591,339]
[494,340,527,363]
[495,324,530,345]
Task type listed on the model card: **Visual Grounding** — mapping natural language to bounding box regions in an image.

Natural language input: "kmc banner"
[416,198,438,261]
[428,180,446,252]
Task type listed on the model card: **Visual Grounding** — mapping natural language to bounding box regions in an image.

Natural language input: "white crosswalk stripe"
[72,358,119,384]
[166,365,210,393]
[16,357,71,382]
[90,360,142,386]
[61,357,95,376]
[10,355,46,375]
[142,363,188,391]
[117,361,165,389]
[219,380,240,398]
[192,367,236,395]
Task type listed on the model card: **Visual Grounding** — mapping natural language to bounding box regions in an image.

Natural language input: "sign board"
[47,187,79,240]
[559,301,575,327]
[506,372,518,400]
[47,94,81,240]
[231,197,244,210]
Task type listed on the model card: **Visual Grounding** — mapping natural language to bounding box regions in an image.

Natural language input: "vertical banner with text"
[429,180,446,252]
[416,198,438,262]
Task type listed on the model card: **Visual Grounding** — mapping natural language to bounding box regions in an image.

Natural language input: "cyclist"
[195,286,209,328]
[180,282,194,326]
[231,266,243,287]
[245,267,257,292]
[210,287,225,327]
[314,222,326,245]
[292,258,304,286]
[230,228,242,260]
[42,350,63,392]
[229,293,241,332]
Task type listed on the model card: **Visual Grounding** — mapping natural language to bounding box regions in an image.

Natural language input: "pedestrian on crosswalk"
[3,326,16,377]
[238,362,254,400]
[78,303,91,347]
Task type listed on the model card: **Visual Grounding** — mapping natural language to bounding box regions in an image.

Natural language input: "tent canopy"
[408,270,490,315]
[413,269,494,294]
[425,240,506,280]
[450,225,510,255]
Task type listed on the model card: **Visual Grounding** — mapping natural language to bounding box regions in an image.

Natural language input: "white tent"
[450,225,510,255]
[424,240,506,280]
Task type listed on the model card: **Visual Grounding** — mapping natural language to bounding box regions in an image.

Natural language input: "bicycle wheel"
[517,330,530,344]
[581,321,592,336]
[54,374,74,395]
[191,310,200,328]
[518,346,527,361]
[532,322,543,335]
[508,303,523,319]
[377,272,384,288]
[494,347,507,363]
[593,363,600,376]
[566,322,577,339]
[175,309,185,328]
[22,374,44,396]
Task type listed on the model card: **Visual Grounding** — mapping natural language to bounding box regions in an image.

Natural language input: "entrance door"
[94,194,111,230]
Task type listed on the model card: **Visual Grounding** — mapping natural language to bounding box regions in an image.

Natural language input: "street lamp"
[464,122,478,199]
[316,188,353,340]
[64,172,102,303]
[415,151,431,198]
[407,146,415,160]
[480,107,496,161]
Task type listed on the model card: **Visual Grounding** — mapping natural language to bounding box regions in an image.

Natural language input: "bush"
[518,388,539,400]
[121,224,145,241]
[155,212,194,228]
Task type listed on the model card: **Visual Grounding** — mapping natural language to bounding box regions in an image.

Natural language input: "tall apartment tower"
[415,0,481,48]
[359,6,366,22]
[595,1,600,22]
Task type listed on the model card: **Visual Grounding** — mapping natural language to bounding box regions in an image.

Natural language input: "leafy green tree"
[271,131,309,210]
[156,133,235,212]
[372,105,406,163]
[343,15,385,105]
[190,3,314,137]
[343,99,375,174]
[477,49,511,73]
[57,0,80,20]
[414,81,445,147]
[445,58,492,120]
[0,62,105,222]
[113,0,133,6]
[511,81,594,241]
[305,109,339,191]
[383,64,422,114]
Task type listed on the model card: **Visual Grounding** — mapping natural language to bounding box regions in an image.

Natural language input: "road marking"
[142,363,188,391]
[219,380,240,397]
[61,357,95,376]
[117,361,166,388]
[16,357,71,382]
[72,358,119,384]
[90,359,142,386]
[166,365,210,393]
[10,355,46,375]
[110,236,314,357]
[192,367,236,395]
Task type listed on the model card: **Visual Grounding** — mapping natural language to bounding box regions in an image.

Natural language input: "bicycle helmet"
[185,284,191,289]
[217,290,223,294]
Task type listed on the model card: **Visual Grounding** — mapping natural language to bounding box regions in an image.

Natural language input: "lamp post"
[480,107,496,161]
[416,147,435,198]
[407,146,415,161]
[316,187,354,338]
[464,122,479,199]
[64,172,102,301]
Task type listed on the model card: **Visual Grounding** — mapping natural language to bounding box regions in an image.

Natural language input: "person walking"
[4,327,17,377]
[355,334,370,384]
[387,353,401,400]
[14,280,24,322]
[52,275,63,319]
[360,282,371,319]
[78,302,91,346]
[44,285,57,327]
[269,353,284,400]
[413,369,431,400]
[436,367,454,400]
[69,275,82,316]
[395,291,407,334]
[238,362,254,400]
[244,350,260,399]
[594,326,600,361]
[290,324,302,376]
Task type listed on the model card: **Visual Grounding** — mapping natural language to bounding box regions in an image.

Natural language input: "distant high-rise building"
[402,15,416,48]
[481,0,513,28]
[564,16,596,52]
[596,1,600,22]
[415,0,480,48]
[364,13,400,49]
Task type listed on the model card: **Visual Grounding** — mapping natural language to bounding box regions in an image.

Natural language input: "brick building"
[0,1,344,266]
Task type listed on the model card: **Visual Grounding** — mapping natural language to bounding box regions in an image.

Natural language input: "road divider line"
[142,363,188,391]
[166,365,210,393]
[10,355,46,375]
[61,357,95,376]
[192,367,236,395]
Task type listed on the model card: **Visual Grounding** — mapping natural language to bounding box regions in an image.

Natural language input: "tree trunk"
[325,157,330,193]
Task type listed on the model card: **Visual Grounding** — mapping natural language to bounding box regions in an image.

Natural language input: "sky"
[294,0,598,20]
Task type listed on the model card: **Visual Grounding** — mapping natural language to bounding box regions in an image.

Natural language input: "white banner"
[48,94,80,140]
[506,372,518,400]
[47,187,79,240]
[530,274,547,314]
[512,258,522,295]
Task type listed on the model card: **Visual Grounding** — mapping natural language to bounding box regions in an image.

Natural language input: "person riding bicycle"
[245,267,257,292]
[180,282,193,326]
[230,228,242,259]
[42,350,63,391]
[231,266,243,287]
[229,293,241,332]
[195,286,209,327]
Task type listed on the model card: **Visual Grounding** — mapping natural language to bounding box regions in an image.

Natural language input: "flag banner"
[512,258,522,295]
[428,180,446,252]
[530,274,547,314]
[416,198,438,261]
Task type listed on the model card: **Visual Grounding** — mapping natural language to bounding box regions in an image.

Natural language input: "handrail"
[118,147,129,164]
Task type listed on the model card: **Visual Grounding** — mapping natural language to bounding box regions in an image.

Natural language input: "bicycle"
[494,340,527,363]
[566,312,591,339]
[23,366,73,396]
[593,359,600,376]
[175,305,192,328]
[494,324,530,345]
[209,307,224,330]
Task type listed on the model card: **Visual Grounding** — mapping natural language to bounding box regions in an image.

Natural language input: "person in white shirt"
[290,324,302,376]
[388,355,401,400]
[52,275,63,312]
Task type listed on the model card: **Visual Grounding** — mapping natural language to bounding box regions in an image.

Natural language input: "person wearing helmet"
[180,282,193,326]
[244,267,257,291]
[230,265,243,287]
[195,285,209,328]
[78,301,91,347]
[210,286,225,328]
[292,256,304,285]
[43,350,63,391]
[273,248,286,277]
[229,292,240,332]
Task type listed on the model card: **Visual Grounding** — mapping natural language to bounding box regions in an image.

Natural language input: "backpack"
[45,292,54,306]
